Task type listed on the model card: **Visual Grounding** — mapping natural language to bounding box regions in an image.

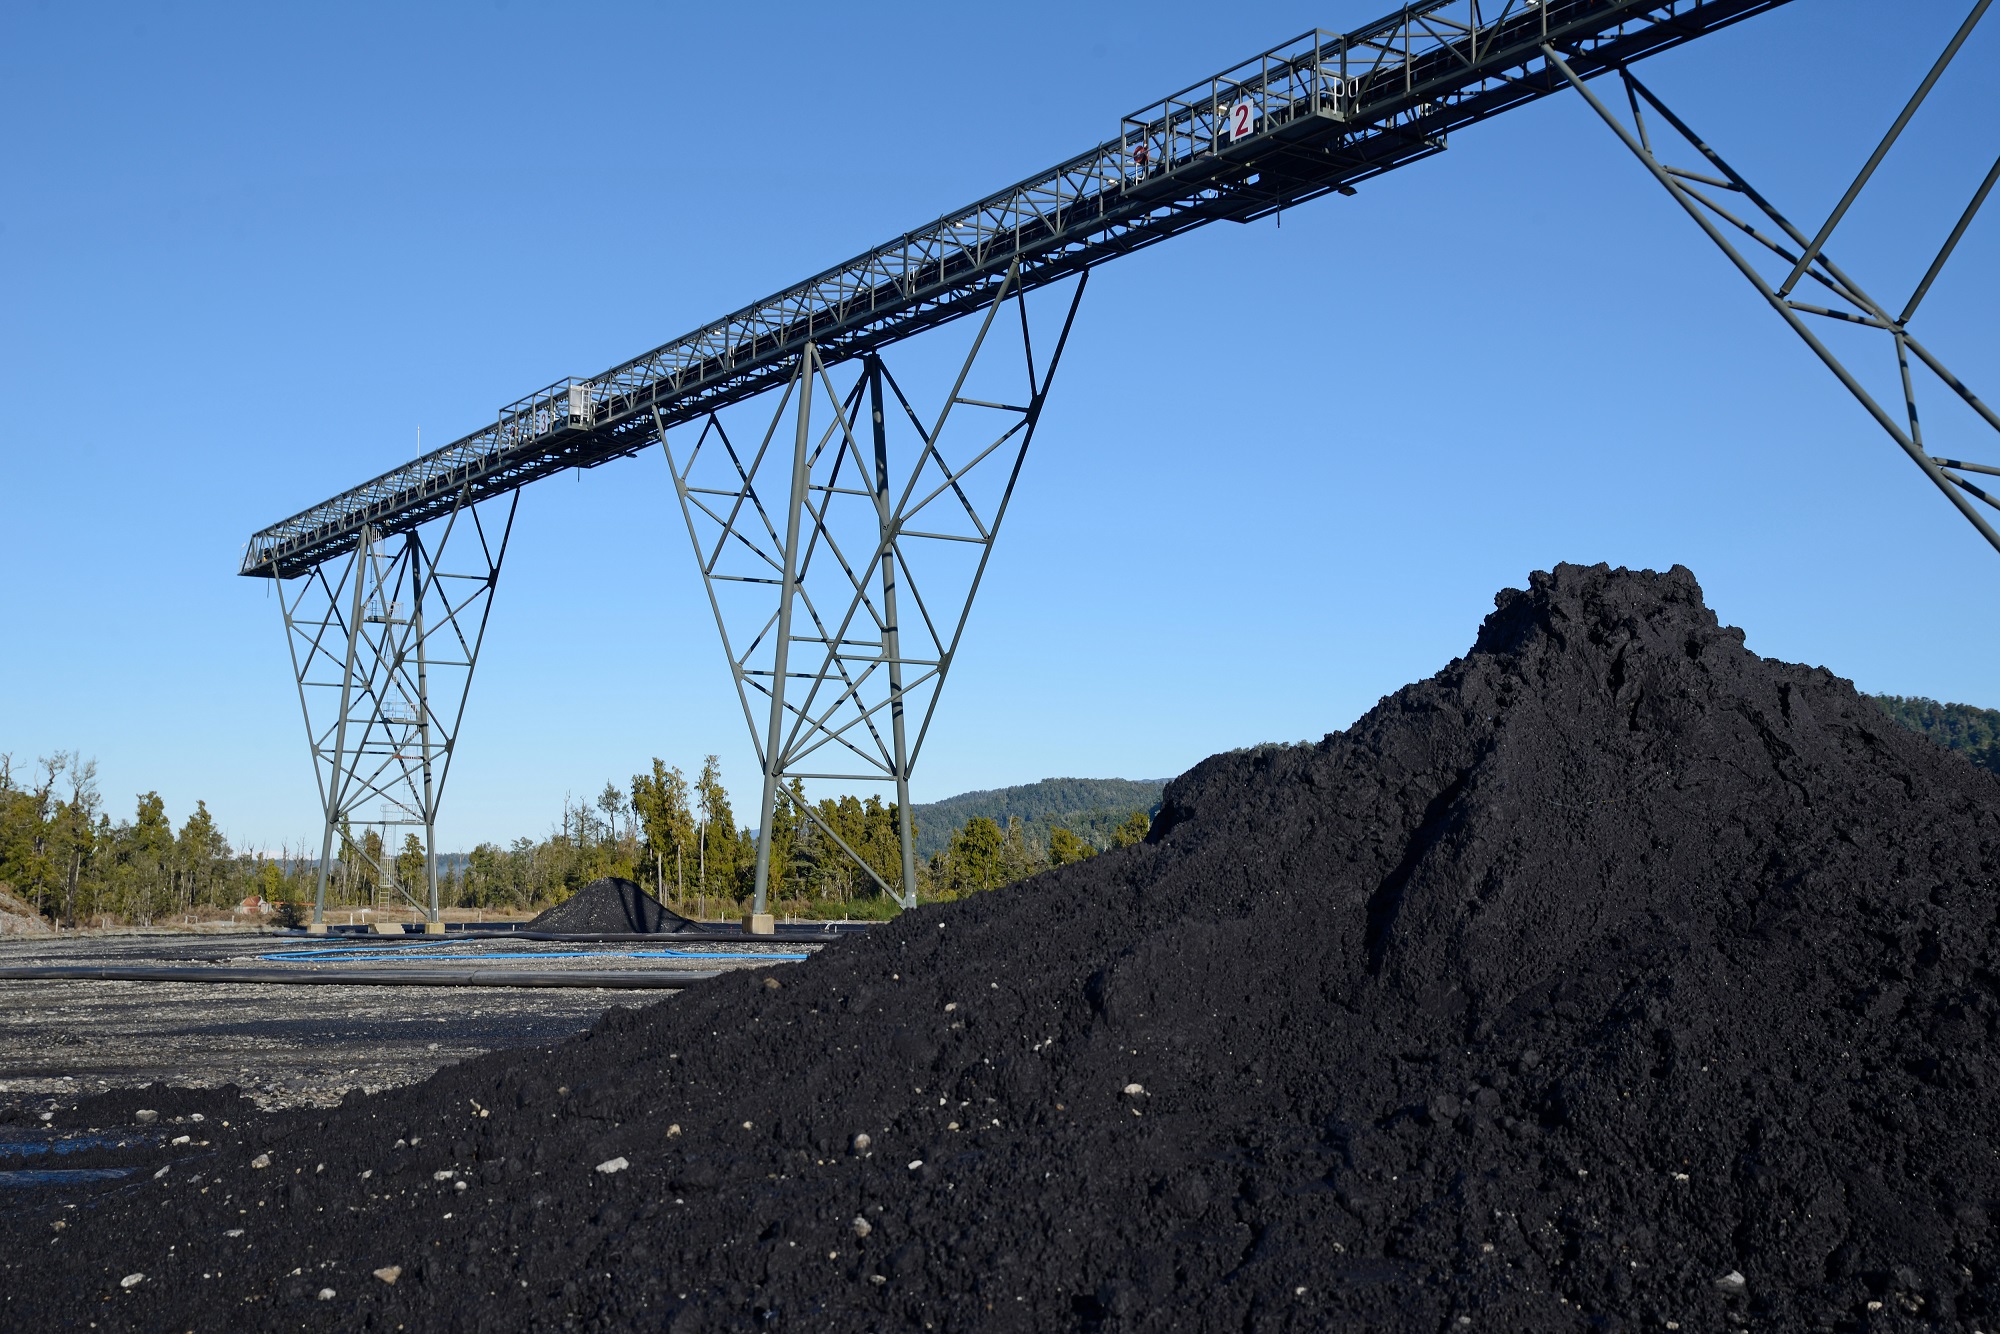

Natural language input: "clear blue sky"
[3,1,1996,855]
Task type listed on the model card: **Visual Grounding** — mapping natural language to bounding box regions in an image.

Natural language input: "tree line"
[0,752,263,927]
[448,756,1151,920]
[0,750,1151,927]
[1873,695,2000,776]
[15,692,1993,928]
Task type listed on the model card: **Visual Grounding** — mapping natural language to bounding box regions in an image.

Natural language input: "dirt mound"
[0,885,52,936]
[11,563,2000,1331]
[524,877,700,934]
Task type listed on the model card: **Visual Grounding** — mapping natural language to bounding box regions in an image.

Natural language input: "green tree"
[0,755,51,914]
[1109,811,1151,848]
[359,828,386,905]
[255,859,285,903]
[395,833,426,900]
[998,815,1039,883]
[1,758,50,917]
[947,816,1004,893]
[129,791,173,917]
[175,800,229,911]
[631,760,698,904]
[50,754,101,924]
[803,792,906,902]
[694,755,743,910]
[1873,694,2000,774]
[597,782,628,844]
[463,841,504,909]
[1048,826,1095,867]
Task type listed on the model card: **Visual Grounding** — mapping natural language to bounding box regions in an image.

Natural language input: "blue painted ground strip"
[0,1168,137,1187]
[0,1134,141,1161]
[260,946,807,963]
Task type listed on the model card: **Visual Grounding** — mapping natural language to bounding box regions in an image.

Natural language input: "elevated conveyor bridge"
[241,0,1785,581]
[243,0,2000,931]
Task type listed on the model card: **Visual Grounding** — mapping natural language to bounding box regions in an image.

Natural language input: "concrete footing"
[371,922,405,936]
[424,921,447,935]
[743,913,775,936]
[306,922,329,935]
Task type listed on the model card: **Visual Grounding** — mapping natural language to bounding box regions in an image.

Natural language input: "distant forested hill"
[1872,695,2000,776]
[912,777,1166,859]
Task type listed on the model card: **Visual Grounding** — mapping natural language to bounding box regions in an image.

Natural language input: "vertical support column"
[868,354,920,909]
[308,524,372,933]
[749,346,817,932]
[413,537,443,934]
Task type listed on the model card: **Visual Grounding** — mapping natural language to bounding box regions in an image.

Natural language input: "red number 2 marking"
[1233,104,1251,139]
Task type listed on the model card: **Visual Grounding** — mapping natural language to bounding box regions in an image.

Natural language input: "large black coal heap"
[525,876,700,934]
[14,563,2000,1332]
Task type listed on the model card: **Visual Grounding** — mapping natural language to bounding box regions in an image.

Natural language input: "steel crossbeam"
[1545,5,2000,559]
[238,0,1787,582]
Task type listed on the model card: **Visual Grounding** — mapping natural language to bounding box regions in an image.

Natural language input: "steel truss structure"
[661,264,1086,912]
[239,0,1787,583]
[278,493,517,928]
[1545,6,2000,555]
[239,0,1845,914]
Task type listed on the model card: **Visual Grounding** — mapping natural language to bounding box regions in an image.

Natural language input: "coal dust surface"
[525,877,701,934]
[10,563,2000,1332]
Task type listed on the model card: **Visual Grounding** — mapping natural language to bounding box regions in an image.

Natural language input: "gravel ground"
[0,931,812,1113]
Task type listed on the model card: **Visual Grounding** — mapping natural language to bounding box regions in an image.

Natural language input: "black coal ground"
[9,563,2000,1333]
[526,878,703,934]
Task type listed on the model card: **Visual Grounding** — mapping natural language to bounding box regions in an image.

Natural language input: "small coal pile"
[525,876,700,934]
[14,564,2000,1332]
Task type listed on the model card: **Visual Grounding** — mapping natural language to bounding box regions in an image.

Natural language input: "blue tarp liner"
[261,947,806,963]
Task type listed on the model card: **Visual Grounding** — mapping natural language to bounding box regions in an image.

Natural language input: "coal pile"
[11,563,2000,1332]
[525,877,700,934]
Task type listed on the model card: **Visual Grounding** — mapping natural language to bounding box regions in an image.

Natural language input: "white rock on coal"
[317,1288,336,1301]
[134,1110,158,1125]
[852,1215,873,1238]
[373,1265,402,1285]
[596,1156,630,1175]
[851,1133,872,1154]
[1714,1270,1747,1293]
[250,1153,271,1169]
[119,1274,144,1289]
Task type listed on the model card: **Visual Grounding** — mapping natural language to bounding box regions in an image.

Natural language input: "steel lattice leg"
[1545,11,2000,557]
[276,491,518,930]
[661,262,1087,919]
